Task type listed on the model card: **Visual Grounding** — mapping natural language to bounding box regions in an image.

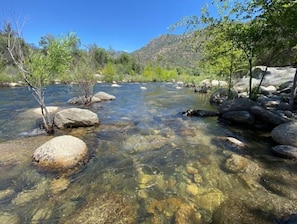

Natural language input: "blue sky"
[1,0,208,52]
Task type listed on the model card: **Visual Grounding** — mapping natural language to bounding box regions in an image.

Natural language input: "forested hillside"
[132,34,201,69]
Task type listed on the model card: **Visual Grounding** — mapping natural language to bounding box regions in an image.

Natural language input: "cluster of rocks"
[194,79,228,93]
[218,98,297,159]
[185,66,297,159]
[218,98,290,129]
[31,91,115,172]
[271,122,297,159]
[67,91,116,105]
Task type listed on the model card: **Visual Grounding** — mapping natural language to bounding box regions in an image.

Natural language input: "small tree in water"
[4,18,79,133]
[70,55,96,105]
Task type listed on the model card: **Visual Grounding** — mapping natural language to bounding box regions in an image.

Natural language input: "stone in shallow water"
[32,135,88,171]
[54,108,99,129]
[64,192,136,224]
[12,179,49,206]
[175,203,202,224]
[272,145,297,159]
[50,177,70,194]
[186,184,200,196]
[224,154,250,173]
[0,212,20,224]
[0,188,15,202]
[93,91,116,100]
[192,187,225,212]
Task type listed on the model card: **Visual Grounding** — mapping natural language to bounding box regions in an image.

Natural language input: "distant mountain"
[132,34,201,69]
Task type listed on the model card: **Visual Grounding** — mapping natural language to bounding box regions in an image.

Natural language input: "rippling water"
[0,83,296,223]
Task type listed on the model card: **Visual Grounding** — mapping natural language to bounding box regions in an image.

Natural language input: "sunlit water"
[0,83,296,223]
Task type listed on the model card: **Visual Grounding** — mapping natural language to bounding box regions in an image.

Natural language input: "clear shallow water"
[0,83,297,223]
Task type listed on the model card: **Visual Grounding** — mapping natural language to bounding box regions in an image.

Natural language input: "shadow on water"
[0,82,296,223]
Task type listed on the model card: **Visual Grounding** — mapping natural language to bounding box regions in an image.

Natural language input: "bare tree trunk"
[289,68,297,110]
[248,58,253,99]
[227,53,234,99]
[256,65,269,95]
[5,20,54,134]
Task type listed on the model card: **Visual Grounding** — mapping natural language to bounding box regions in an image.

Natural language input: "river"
[0,82,296,223]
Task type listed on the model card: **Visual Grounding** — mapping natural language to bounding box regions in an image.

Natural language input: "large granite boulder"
[250,105,288,127]
[235,66,296,89]
[221,111,254,125]
[32,135,88,170]
[219,98,258,114]
[271,122,297,147]
[218,98,288,129]
[54,108,99,129]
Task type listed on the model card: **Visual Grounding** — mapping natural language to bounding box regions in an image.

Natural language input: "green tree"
[5,18,79,133]
[39,32,80,77]
[115,53,140,76]
[103,62,116,82]
[252,0,297,106]
[142,64,154,81]
[88,44,110,70]
[175,0,297,100]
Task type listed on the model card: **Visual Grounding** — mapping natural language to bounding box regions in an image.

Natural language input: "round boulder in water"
[32,135,88,171]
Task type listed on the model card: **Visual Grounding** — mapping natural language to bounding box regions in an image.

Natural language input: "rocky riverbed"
[1,81,297,223]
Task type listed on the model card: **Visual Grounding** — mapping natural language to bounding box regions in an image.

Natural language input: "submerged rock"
[224,154,250,173]
[0,212,20,224]
[213,199,272,224]
[50,177,70,194]
[0,188,15,202]
[272,145,297,159]
[32,135,88,171]
[175,203,202,224]
[124,134,170,153]
[193,187,225,212]
[64,192,136,224]
[12,179,49,206]
[146,197,183,221]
